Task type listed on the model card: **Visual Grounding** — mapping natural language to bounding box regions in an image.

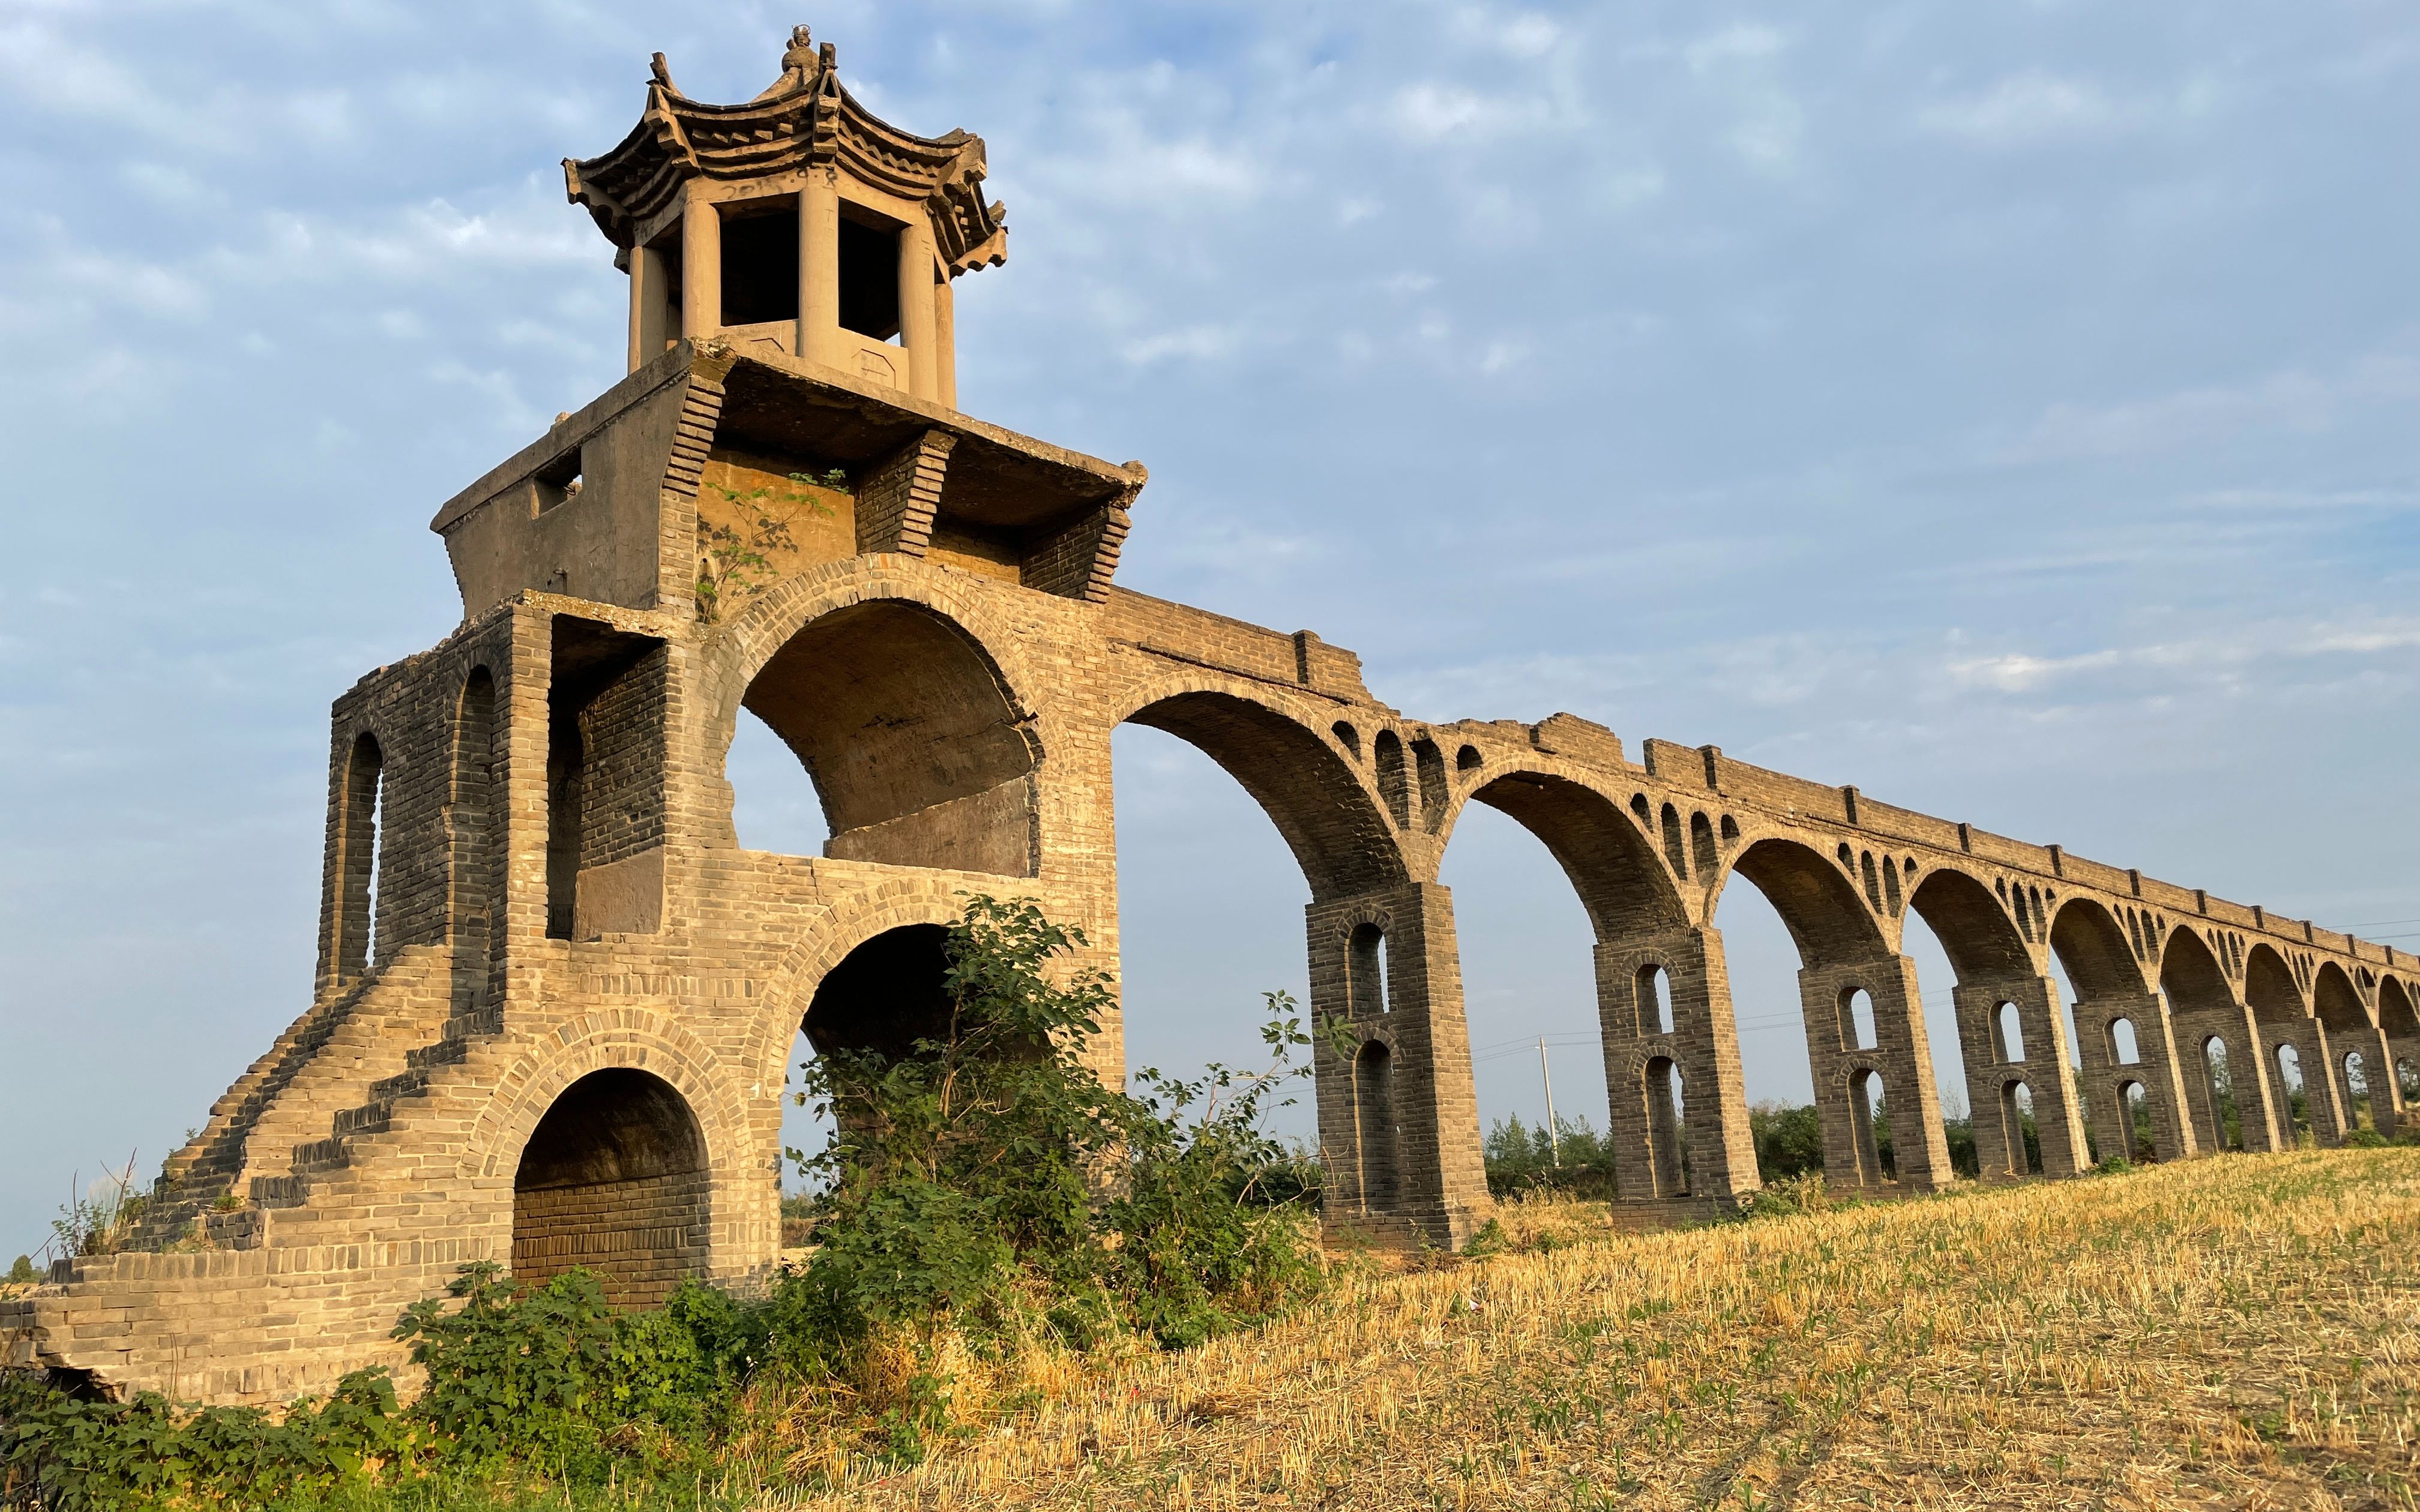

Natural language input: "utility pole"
[1540,1037,1561,1166]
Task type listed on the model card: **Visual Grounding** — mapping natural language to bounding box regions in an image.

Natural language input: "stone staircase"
[131,947,477,1250]
[247,1003,504,1220]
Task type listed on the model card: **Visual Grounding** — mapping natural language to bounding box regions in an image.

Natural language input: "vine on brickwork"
[694,469,844,624]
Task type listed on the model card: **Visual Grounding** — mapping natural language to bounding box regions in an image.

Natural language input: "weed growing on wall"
[693,468,843,623]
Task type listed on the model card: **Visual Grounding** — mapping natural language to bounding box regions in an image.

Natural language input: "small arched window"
[1638,964,1675,1036]
[2108,1017,2140,1066]
[1993,1001,2026,1063]
[1690,811,1718,880]
[1842,987,1878,1051]
[1348,922,1389,1019]
[1373,731,1410,827]
[340,731,385,980]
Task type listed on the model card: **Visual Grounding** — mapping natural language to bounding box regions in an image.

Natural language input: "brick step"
[250,1174,309,1210]
[330,1100,397,1138]
[291,1138,351,1175]
[239,1001,508,1225]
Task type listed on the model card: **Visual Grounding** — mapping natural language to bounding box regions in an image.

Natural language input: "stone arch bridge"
[5,32,2412,1406]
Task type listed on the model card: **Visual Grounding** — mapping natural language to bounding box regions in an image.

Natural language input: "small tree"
[5,1255,34,1285]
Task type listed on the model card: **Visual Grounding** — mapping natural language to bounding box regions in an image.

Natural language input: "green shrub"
[2,1258,31,1287]
[1739,1170,1831,1219]
[0,1363,408,1510]
[1481,1115,1617,1198]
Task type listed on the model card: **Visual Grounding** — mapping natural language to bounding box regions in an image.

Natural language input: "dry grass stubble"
[783,1149,2420,1510]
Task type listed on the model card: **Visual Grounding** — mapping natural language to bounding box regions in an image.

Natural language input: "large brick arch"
[2161,925,2239,1014]
[467,1008,759,1284]
[1110,670,1407,902]
[2314,961,2371,1033]
[1907,864,2038,985]
[739,883,997,1114]
[2380,975,2420,1039]
[699,562,1052,872]
[1712,833,1891,961]
[1434,758,1690,940]
[705,558,1049,738]
[2245,941,2309,1022]
[2051,895,2155,1001]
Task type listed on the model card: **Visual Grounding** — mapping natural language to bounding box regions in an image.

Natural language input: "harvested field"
[799,1148,2420,1510]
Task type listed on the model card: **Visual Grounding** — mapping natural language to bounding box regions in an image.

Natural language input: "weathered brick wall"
[511,1169,711,1309]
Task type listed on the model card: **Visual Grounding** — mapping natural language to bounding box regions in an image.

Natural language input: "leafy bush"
[1739,1169,1831,1219]
[2,1259,31,1288]
[0,1363,407,1510]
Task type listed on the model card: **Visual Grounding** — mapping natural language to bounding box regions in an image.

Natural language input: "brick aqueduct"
[8,28,2418,1406]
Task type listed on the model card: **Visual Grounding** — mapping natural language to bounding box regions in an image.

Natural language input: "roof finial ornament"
[754,24,821,100]
[649,52,680,95]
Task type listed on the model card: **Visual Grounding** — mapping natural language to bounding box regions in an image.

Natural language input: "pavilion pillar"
[797,168,840,369]
[899,218,941,402]
[626,245,670,373]
[679,182,720,340]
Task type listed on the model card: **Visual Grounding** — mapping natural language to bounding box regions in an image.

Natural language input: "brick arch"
[468,1008,759,1281]
[2313,961,2370,1033]
[741,884,1002,1111]
[700,561,1050,874]
[1332,901,1395,938]
[2379,975,2419,1039]
[2244,941,2309,1023]
[1615,1039,1687,1082]
[1713,833,1891,961]
[2048,895,2152,1001]
[1110,670,1407,902]
[704,557,1047,739]
[1429,758,1689,940]
[2160,925,2238,1013]
[1906,865,2038,985]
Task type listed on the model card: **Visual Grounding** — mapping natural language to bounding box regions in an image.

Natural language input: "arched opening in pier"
[780,923,958,1225]
[513,1068,709,1308]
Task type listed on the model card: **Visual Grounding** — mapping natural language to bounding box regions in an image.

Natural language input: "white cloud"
[1120,324,1245,365]
[1678,23,1803,172]
[1479,338,1528,373]
[1685,24,1787,73]
[2008,349,2420,463]
[1916,70,2224,147]
[1946,649,2124,692]
[1386,82,1553,145]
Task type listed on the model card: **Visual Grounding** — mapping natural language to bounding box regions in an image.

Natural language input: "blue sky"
[4,2,2419,1258]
